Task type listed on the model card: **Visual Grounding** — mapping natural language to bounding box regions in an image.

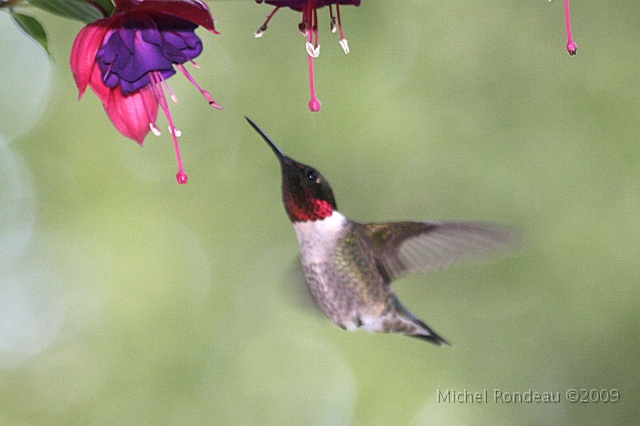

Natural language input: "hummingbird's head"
[246,117,337,223]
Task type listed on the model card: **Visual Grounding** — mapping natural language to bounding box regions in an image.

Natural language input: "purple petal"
[140,24,163,46]
[96,14,204,94]
[102,72,121,88]
[117,25,137,53]
[162,30,202,61]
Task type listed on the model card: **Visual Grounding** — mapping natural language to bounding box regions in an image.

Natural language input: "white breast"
[293,211,348,262]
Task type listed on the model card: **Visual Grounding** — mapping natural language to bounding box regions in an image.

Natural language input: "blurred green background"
[1,1,638,424]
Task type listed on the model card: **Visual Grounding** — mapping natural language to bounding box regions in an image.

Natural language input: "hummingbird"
[246,117,514,346]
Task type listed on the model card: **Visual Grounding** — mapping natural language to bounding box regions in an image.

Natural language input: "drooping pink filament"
[303,2,321,112]
[336,3,349,53]
[564,0,577,55]
[176,64,222,109]
[255,6,281,37]
[336,4,344,40]
[149,71,188,184]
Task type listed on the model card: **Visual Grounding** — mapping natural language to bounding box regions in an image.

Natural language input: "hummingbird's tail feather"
[385,296,451,346]
[361,305,451,346]
[409,318,451,347]
[364,312,450,346]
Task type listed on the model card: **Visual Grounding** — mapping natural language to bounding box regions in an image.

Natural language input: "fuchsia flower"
[254,0,361,112]
[564,0,577,55]
[70,0,221,184]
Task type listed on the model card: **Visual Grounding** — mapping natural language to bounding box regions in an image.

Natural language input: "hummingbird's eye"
[307,170,319,181]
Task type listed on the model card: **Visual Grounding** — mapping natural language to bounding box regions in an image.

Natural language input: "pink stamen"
[329,5,337,33]
[336,3,349,54]
[564,0,577,55]
[255,6,281,37]
[176,64,222,110]
[304,3,321,112]
[150,71,188,184]
[140,89,158,141]
[336,3,345,43]
[149,122,161,136]
[308,56,321,112]
[298,21,307,36]
[162,78,178,104]
[313,7,319,47]
[103,63,114,81]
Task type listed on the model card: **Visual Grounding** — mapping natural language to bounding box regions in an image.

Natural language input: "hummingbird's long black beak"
[245,117,287,163]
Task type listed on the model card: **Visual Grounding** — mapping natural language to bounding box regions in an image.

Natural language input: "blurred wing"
[360,221,517,281]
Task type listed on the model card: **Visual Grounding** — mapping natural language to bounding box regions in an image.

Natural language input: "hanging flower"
[564,0,577,55]
[70,0,221,184]
[254,0,361,112]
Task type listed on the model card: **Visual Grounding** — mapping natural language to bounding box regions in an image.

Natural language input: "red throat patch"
[286,197,333,222]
